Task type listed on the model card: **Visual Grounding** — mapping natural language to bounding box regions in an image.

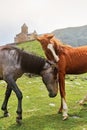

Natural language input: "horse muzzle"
[49,92,57,98]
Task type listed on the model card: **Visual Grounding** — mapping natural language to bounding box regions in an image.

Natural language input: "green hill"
[17,40,45,58]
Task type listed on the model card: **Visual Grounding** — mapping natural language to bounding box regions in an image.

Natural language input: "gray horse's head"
[41,61,58,97]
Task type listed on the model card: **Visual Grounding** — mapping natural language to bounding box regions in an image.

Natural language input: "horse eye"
[53,74,57,79]
[53,68,57,75]
[53,69,58,79]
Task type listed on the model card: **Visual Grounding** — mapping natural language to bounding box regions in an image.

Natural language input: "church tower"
[21,23,28,34]
[14,23,37,43]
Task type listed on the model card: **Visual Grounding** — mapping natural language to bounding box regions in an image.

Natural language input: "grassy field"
[0,41,87,130]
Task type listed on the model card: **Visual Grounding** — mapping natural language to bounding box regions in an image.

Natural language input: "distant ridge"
[52,25,87,47]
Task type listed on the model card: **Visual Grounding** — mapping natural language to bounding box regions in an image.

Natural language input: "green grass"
[0,41,87,130]
[18,40,45,57]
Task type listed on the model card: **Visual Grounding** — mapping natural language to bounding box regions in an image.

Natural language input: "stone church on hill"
[14,23,37,43]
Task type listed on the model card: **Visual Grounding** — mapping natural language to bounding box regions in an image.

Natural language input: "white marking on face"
[47,44,59,62]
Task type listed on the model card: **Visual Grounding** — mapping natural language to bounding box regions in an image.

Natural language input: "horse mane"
[0,45,46,74]
[20,49,46,74]
[52,36,72,46]
[51,37,73,55]
[51,37,63,46]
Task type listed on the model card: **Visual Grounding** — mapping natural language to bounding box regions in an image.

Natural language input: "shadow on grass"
[7,110,87,130]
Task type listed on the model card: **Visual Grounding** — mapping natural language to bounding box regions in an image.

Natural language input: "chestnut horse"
[36,34,87,120]
[0,45,58,124]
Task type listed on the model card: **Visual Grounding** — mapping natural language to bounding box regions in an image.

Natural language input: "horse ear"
[36,36,41,41]
[46,34,54,39]
[47,60,58,69]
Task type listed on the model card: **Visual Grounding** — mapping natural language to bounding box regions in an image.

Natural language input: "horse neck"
[21,51,46,75]
[55,44,73,55]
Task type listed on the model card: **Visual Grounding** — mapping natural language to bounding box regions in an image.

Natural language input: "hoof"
[58,108,62,114]
[4,113,10,117]
[63,115,68,120]
[79,100,84,105]
[16,117,22,125]
[58,111,62,114]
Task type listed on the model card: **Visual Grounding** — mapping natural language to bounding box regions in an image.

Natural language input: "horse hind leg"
[79,95,87,105]
[1,85,12,117]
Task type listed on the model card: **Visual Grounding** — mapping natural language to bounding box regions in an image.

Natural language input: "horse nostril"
[49,93,57,98]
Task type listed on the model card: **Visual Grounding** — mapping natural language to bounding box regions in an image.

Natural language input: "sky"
[0,0,87,45]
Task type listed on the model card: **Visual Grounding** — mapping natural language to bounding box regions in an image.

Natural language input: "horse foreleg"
[1,85,12,117]
[59,73,68,120]
[58,98,63,113]
[62,98,68,120]
[4,76,23,124]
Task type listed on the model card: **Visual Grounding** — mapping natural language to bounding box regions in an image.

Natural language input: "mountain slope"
[52,25,87,46]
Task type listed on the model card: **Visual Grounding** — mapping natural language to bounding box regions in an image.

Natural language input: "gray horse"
[0,45,58,124]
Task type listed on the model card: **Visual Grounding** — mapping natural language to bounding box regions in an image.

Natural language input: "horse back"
[61,46,87,74]
[0,45,22,79]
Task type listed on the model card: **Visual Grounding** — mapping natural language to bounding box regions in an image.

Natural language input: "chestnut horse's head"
[36,34,54,47]
[36,33,62,45]
[36,34,61,62]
